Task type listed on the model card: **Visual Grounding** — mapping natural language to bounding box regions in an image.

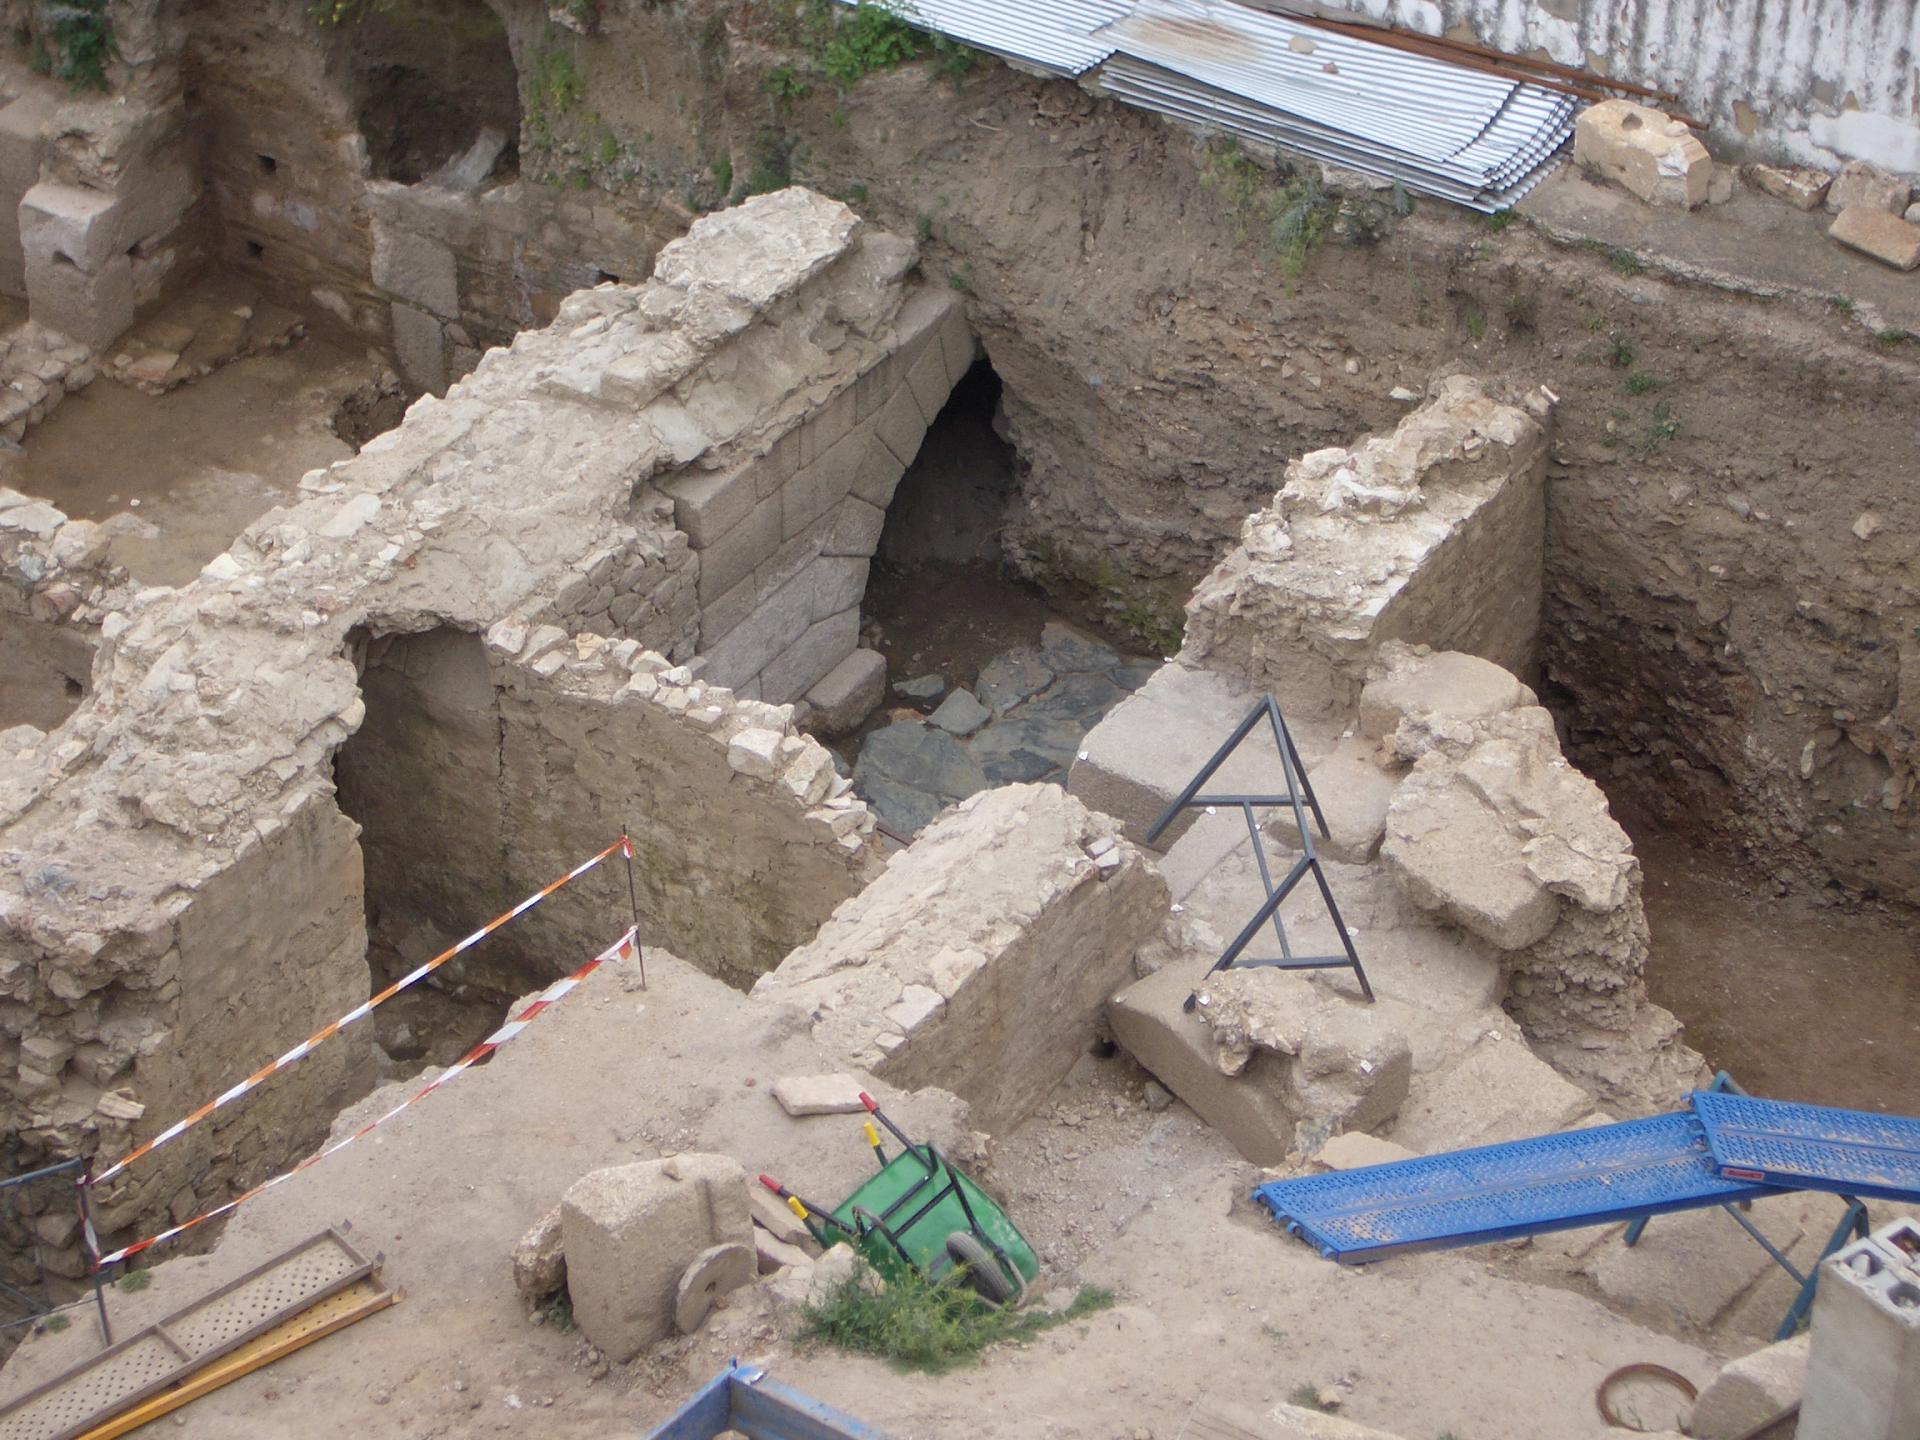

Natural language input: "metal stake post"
[622,831,647,990]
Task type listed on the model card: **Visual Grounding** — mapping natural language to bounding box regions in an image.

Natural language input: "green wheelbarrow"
[760,1092,1038,1305]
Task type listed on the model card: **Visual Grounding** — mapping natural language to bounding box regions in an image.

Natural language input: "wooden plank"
[76,1280,396,1440]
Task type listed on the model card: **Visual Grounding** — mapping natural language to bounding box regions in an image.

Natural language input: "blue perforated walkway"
[1254,1093,1920,1264]
[1253,1112,1770,1263]
[1693,1091,1920,1202]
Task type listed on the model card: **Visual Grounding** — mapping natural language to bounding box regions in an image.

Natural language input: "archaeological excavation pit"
[0,4,1917,1436]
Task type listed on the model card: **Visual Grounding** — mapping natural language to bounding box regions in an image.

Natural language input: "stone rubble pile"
[0,322,96,442]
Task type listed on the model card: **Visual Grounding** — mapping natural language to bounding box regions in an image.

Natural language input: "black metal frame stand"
[1145,695,1373,1010]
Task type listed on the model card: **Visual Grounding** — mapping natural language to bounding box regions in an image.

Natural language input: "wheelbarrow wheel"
[945,1231,1018,1306]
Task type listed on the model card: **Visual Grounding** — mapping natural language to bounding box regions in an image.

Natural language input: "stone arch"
[663,292,978,712]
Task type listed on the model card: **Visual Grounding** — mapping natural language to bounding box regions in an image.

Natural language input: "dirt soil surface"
[1,950,1720,1440]
[5,335,378,586]
[1634,827,1920,1115]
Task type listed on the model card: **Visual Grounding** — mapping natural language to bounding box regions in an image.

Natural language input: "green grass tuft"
[798,1266,1114,1374]
[116,1268,151,1293]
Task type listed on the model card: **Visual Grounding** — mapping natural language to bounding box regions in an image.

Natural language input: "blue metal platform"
[1253,1112,1774,1263]
[1693,1091,1920,1203]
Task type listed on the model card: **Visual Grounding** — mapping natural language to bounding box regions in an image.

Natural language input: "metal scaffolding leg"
[1145,696,1372,1009]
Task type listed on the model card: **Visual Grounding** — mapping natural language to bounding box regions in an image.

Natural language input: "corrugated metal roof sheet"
[830,0,1572,209]
[1092,0,1571,209]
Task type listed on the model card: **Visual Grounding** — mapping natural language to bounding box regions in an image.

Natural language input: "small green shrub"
[914,211,934,242]
[798,1265,1114,1374]
[1828,294,1854,314]
[1623,371,1658,395]
[42,0,116,90]
[1269,175,1335,278]
[931,33,983,84]
[1464,311,1486,341]
[816,0,926,86]
[1609,247,1644,277]
[42,1312,69,1333]
[766,64,813,104]
[531,46,584,114]
[1477,209,1514,232]
[541,1292,575,1331]
[1632,403,1681,456]
[846,181,869,203]
[710,154,734,198]
[1606,336,1635,368]
[1289,1384,1332,1413]
[116,1268,151,1293]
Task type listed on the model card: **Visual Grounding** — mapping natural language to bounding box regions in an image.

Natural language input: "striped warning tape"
[86,927,637,1270]
[88,837,633,1189]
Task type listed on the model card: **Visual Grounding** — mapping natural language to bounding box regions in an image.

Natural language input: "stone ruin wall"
[1169,377,1693,1102]
[1180,374,1550,715]
[0,191,944,1271]
[0,0,1912,906]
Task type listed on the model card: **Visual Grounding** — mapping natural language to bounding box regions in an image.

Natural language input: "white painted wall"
[1344,0,1920,174]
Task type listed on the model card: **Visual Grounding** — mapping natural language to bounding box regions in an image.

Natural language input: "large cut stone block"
[24,248,132,350]
[696,495,781,606]
[389,301,447,396]
[849,437,906,508]
[1691,1334,1809,1440]
[783,428,867,540]
[1109,958,1297,1164]
[1358,647,1535,743]
[823,495,886,558]
[1828,205,1920,271]
[1574,100,1712,209]
[701,584,812,690]
[18,183,118,273]
[872,382,929,468]
[807,648,887,735]
[561,1153,752,1363]
[1070,661,1332,851]
[665,464,760,549]
[1391,1030,1591,1152]
[760,606,860,704]
[372,218,461,317]
[1825,159,1913,216]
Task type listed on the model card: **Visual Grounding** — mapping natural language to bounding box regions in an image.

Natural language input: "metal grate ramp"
[0,1229,376,1440]
[1693,1091,1920,1203]
[1253,1112,1774,1262]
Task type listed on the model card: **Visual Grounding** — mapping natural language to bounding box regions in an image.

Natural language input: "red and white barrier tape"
[88,837,633,1188]
[87,926,637,1270]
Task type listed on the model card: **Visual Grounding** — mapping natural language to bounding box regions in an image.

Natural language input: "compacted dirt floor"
[7,334,380,586]
[0,946,1722,1440]
[1634,828,1920,1116]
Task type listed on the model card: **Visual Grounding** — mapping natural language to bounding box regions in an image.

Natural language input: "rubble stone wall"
[0,485,129,731]
[754,784,1170,1134]
[1180,377,1549,715]
[340,623,880,996]
[0,191,910,1267]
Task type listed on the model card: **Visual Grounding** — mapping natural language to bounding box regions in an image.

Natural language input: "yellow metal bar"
[76,1280,397,1439]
